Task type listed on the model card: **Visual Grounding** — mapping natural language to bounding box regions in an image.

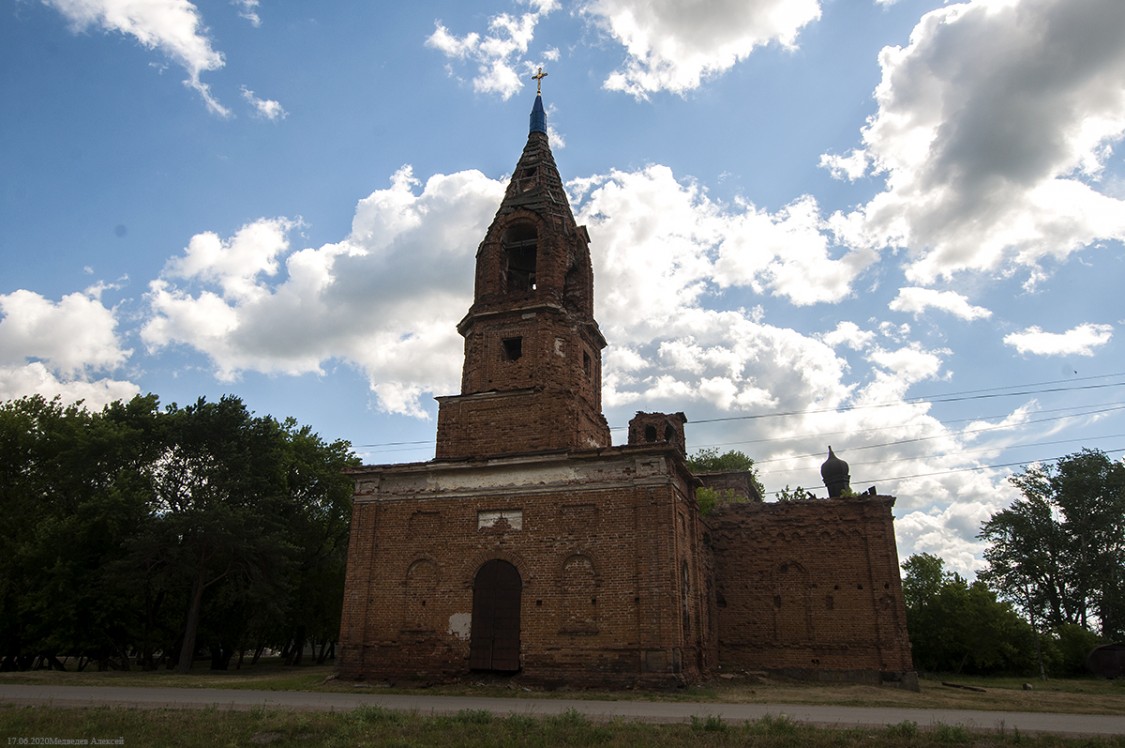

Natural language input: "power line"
[352,372,1125,450]
[691,380,1125,425]
[750,404,1125,466]
[757,433,1125,477]
[852,448,1125,490]
[693,401,1125,453]
[762,447,1125,496]
[355,438,431,448]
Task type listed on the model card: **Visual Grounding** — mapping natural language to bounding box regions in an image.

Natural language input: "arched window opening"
[564,263,583,310]
[503,224,538,293]
[560,554,598,633]
[403,559,438,632]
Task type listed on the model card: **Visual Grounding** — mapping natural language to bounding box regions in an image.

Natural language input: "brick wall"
[434,388,610,459]
[696,470,762,502]
[337,446,708,687]
[707,496,915,686]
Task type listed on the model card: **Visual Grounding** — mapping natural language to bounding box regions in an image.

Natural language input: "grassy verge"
[2,705,1123,748]
[0,661,329,691]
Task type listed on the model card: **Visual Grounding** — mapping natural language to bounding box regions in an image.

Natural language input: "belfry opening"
[503,224,537,293]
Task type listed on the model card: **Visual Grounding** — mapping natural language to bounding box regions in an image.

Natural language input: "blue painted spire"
[530,93,546,135]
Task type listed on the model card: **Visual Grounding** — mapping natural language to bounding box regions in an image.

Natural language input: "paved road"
[2,685,1123,737]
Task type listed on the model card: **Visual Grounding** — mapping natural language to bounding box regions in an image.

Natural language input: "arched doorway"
[469,559,522,672]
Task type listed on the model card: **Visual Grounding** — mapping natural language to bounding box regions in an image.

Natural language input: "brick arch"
[475,210,546,302]
[461,549,531,590]
[558,552,599,634]
[402,557,440,632]
[557,551,601,584]
[773,560,812,643]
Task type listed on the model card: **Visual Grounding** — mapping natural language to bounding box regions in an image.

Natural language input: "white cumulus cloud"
[828,0,1125,283]
[0,288,138,408]
[889,287,992,321]
[142,167,505,416]
[1003,323,1113,356]
[427,0,559,99]
[43,0,231,116]
[581,0,821,97]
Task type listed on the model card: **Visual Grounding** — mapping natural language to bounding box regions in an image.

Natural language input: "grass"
[0,660,328,691]
[2,704,1123,748]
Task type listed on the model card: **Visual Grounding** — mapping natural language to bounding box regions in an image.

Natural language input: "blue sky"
[2,0,1124,574]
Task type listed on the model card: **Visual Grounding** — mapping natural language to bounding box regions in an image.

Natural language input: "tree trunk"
[287,625,306,666]
[176,573,206,674]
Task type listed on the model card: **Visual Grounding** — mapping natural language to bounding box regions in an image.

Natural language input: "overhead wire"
[761,447,1125,497]
[352,373,1125,458]
[757,433,1125,476]
[689,378,1125,425]
[749,403,1125,466]
[692,401,1125,453]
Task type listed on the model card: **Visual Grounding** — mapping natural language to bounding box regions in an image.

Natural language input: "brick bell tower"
[435,87,611,459]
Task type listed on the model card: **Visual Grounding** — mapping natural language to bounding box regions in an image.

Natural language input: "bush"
[1049,624,1104,676]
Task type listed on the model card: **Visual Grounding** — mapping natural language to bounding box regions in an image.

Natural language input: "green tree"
[686,448,765,500]
[0,393,358,672]
[980,449,1125,642]
[0,395,162,670]
[147,397,299,673]
[901,553,1037,675]
[273,419,357,665]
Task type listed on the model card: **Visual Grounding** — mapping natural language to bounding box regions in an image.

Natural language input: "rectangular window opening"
[478,509,523,530]
[502,337,523,361]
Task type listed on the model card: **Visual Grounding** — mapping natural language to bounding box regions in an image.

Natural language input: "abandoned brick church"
[338,89,916,688]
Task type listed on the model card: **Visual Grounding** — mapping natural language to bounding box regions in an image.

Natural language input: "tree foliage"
[775,485,817,502]
[901,553,1038,675]
[0,394,358,672]
[686,448,765,500]
[979,449,1125,642]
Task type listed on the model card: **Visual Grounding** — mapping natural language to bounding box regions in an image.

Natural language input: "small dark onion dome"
[821,446,851,497]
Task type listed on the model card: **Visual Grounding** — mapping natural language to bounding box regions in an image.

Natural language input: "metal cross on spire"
[531,66,548,95]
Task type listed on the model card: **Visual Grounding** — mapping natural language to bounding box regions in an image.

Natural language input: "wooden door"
[469,560,522,671]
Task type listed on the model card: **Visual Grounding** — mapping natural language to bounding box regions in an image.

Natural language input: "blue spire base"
[530,95,547,134]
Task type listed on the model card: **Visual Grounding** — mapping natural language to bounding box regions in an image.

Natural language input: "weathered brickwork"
[627,412,687,455]
[696,470,763,502]
[338,448,709,686]
[707,498,915,687]
[338,91,915,689]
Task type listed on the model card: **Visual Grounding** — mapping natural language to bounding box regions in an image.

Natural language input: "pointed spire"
[530,93,547,135]
[530,66,548,134]
[494,89,572,221]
